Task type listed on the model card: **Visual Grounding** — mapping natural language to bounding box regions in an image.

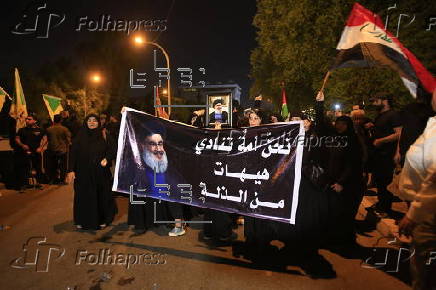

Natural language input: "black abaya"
[69,124,117,230]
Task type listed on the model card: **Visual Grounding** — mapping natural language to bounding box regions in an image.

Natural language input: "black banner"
[113,108,305,224]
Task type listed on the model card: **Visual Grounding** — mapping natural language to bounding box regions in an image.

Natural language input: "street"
[0,183,412,290]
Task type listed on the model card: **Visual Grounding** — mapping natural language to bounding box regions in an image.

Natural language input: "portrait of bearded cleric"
[142,132,168,174]
[127,120,184,200]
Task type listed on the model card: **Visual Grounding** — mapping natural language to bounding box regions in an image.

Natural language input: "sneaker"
[168,227,186,237]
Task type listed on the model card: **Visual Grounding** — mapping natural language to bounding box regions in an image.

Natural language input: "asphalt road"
[0,183,412,290]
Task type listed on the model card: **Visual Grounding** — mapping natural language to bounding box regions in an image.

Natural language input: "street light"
[334,104,341,111]
[91,74,101,83]
[134,36,145,45]
[132,35,172,115]
[84,72,102,116]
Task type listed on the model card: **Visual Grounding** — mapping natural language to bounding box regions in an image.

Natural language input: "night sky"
[0,0,257,101]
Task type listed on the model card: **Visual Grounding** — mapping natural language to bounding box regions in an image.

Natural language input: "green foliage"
[250,0,436,113]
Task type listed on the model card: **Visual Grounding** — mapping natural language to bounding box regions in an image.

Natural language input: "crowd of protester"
[2,89,435,287]
[7,110,120,193]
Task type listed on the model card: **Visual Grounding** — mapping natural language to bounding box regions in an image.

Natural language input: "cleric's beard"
[143,150,168,173]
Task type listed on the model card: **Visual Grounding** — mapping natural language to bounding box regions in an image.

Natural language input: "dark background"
[0,0,257,103]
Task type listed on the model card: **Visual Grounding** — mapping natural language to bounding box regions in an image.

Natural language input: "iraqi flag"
[42,94,64,121]
[331,3,435,98]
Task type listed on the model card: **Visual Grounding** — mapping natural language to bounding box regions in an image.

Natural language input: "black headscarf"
[335,115,362,157]
[82,114,102,136]
[335,116,356,137]
[69,114,110,173]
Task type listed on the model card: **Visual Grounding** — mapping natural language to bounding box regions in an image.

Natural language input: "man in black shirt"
[369,94,402,217]
[14,113,46,191]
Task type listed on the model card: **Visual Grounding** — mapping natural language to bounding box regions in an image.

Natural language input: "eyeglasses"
[148,141,164,148]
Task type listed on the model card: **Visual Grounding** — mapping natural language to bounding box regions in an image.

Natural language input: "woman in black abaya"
[324,115,364,246]
[66,114,117,230]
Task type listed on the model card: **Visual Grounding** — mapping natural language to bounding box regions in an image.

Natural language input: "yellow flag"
[0,86,11,112]
[10,68,28,130]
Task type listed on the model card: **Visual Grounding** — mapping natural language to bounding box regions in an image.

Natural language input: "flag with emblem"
[330,3,435,98]
[10,68,28,130]
[42,94,64,121]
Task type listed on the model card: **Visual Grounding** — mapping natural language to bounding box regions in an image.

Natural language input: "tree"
[250,0,436,113]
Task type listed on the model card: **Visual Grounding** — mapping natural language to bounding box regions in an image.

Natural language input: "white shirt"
[399,116,436,223]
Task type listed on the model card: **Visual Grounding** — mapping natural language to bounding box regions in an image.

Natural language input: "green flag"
[42,94,64,121]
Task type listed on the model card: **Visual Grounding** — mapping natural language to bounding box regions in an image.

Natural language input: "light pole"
[84,72,102,117]
[133,35,172,116]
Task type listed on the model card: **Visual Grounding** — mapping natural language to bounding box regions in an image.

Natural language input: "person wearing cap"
[127,120,186,237]
[369,94,401,217]
[209,99,228,124]
[398,88,436,290]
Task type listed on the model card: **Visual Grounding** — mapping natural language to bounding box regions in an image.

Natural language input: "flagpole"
[154,86,158,117]
[320,71,331,92]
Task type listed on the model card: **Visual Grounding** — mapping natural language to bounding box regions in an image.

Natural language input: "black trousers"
[373,152,395,211]
[45,150,67,183]
[14,151,43,188]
